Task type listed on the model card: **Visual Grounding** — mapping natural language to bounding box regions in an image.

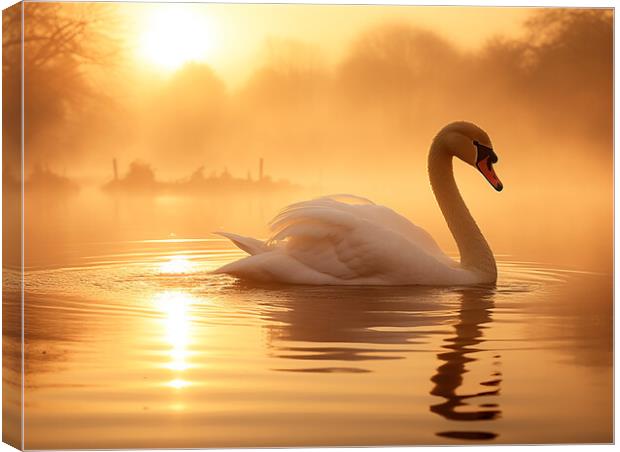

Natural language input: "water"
[3,238,612,448]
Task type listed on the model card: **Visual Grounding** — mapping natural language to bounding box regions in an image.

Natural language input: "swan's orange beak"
[477,156,503,192]
[473,140,503,192]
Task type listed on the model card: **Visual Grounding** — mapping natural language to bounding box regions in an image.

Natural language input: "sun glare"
[167,378,190,389]
[154,291,192,374]
[160,256,193,274]
[137,6,217,72]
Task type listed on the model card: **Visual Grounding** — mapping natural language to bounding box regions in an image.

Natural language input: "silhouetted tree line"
[6,7,612,192]
[143,8,611,175]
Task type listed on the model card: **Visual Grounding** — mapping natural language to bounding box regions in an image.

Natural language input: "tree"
[2,3,121,168]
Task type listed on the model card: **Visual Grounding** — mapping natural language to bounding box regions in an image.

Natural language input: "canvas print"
[2,2,613,449]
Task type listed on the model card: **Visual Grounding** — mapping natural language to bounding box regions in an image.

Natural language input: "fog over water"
[2,6,612,273]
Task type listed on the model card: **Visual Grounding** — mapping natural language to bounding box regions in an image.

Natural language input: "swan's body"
[214,122,503,286]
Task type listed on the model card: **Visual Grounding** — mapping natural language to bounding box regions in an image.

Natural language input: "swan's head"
[437,121,503,192]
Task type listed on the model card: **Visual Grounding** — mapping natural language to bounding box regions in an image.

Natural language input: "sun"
[137,6,217,72]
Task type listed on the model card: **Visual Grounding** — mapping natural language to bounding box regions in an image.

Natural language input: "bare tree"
[3,3,121,167]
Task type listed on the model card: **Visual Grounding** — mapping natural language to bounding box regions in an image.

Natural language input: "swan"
[214,121,503,285]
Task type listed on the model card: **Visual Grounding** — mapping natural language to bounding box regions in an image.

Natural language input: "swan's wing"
[351,204,446,259]
[316,193,376,205]
[268,196,456,282]
[271,195,447,260]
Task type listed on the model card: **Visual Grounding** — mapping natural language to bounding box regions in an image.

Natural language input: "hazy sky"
[120,4,532,86]
[7,3,611,272]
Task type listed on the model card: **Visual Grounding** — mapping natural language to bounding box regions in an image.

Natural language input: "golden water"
[2,237,612,448]
[1,188,612,448]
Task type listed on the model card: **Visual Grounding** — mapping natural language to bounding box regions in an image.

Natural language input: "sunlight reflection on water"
[154,291,192,373]
[10,242,612,448]
[159,256,195,274]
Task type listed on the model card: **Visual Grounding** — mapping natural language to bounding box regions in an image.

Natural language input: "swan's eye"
[473,140,497,163]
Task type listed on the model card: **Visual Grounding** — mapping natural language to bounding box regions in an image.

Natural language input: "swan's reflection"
[255,284,450,372]
[430,286,501,441]
[249,281,501,440]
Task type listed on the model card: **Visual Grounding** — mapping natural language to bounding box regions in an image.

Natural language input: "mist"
[3,5,613,272]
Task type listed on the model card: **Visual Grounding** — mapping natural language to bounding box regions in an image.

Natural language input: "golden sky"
[8,3,612,272]
[121,4,531,85]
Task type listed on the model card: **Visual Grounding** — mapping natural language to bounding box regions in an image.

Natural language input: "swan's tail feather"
[214,232,268,256]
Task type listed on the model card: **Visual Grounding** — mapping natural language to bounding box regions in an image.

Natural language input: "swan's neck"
[428,140,497,279]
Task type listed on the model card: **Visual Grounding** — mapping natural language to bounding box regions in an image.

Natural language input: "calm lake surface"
[4,236,613,449]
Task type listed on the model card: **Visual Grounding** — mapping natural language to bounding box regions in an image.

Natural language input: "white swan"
[214,121,503,286]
